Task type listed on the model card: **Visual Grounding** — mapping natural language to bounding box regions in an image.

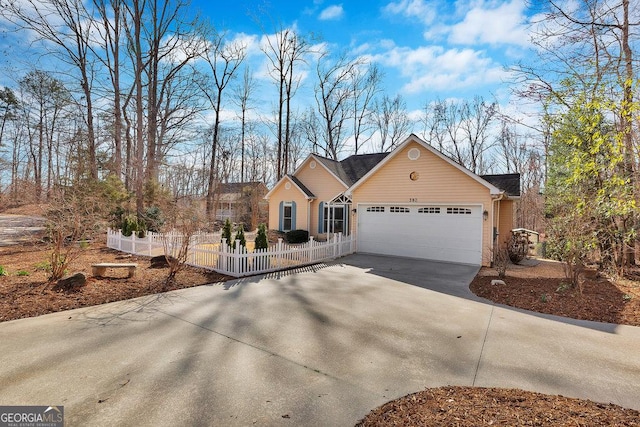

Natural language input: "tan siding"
[295,159,347,236]
[267,180,309,232]
[352,140,495,266]
[498,200,514,246]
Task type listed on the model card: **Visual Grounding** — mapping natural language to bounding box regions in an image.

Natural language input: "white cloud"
[319,5,344,21]
[448,0,530,46]
[383,0,437,25]
[371,42,509,94]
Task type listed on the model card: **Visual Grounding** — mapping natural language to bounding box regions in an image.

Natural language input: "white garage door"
[357,204,482,265]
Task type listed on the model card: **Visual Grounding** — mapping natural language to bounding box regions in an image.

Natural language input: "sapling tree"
[254,223,268,251]
[45,180,110,283]
[159,201,203,284]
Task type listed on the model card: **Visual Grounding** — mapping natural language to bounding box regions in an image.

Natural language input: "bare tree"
[198,28,246,219]
[314,52,365,159]
[19,71,72,200]
[419,97,496,173]
[232,67,258,182]
[1,0,100,179]
[93,0,124,178]
[372,94,412,152]
[459,96,497,174]
[159,200,204,285]
[350,63,382,154]
[262,26,310,178]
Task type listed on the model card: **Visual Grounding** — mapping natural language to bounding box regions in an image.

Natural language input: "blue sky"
[190,0,536,115]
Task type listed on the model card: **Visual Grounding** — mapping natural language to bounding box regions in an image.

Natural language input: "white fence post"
[106,230,354,278]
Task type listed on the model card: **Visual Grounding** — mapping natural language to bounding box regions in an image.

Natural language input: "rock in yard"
[491,279,506,286]
[54,272,87,292]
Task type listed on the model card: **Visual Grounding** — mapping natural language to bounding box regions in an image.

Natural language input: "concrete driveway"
[0,214,45,246]
[1,254,639,426]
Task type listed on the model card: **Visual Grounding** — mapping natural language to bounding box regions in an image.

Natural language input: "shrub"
[254,224,269,251]
[508,231,529,264]
[16,270,30,276]
[221,218,234,248]
[286,229,309,244]
[234,224,247,250]
[0,265,7,276]
[143,206,164,232]
[492,244,509,279]
[120,215,147,237]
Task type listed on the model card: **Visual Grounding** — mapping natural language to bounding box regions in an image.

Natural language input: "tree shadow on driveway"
[333,253,622,334]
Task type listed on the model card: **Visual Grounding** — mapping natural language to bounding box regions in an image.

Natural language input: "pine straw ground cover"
[1,228,639,425]
[0,240,230,322]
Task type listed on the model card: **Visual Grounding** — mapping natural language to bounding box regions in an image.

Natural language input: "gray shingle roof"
[481,173,521,197]
[288,175,315,198]
[312,152,390,186]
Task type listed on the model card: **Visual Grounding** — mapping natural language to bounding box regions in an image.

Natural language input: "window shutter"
[278,201,284,231]
[291,201,297,230]
[318,202,325,233]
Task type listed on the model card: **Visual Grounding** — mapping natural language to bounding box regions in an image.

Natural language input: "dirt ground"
[1,211,639,425]
[0,239,230,322]
[470,259,640,327]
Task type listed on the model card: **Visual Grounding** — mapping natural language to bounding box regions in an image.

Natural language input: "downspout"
[491,192,506,266]
[307,199,312,234]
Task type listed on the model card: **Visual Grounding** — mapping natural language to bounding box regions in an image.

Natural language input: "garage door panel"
[357,205,482,265]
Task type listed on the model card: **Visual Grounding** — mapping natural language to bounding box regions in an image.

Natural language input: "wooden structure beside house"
[265,134,520,267]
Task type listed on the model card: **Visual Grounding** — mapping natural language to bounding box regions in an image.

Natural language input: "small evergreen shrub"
[221,218,234,248]
[0,265,7,276]
[234,224,247,250]
[121,215,144,237]
[143,206,164,232]
[286,229,309,244]
[254,224,269,251]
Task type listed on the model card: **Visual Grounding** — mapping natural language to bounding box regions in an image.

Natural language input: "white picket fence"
[106,228,355,277]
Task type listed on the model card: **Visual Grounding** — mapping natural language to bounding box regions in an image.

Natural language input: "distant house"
[213,182,269,228]
[264,134,520,266]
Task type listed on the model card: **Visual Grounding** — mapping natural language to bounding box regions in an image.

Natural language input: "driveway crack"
[473,305,494,386]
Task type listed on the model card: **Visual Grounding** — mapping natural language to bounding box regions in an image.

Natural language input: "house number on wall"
[409,198,417,202]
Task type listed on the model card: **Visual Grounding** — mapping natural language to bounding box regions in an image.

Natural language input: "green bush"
[16,270,30,276]
[121,215,145,237]
[221,218,234,248]
[286,229,309,244]
[234,224,246,250]
[0,265,7,276]
[143,206,164,232]
[254,224,269,251]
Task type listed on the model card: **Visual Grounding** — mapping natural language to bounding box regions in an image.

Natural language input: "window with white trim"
[324,205,345,234]
[446,207,472,215]
[390,206,410,213]
[418,207,441,214]
[283,202,293,230]
[366,206,385,212]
